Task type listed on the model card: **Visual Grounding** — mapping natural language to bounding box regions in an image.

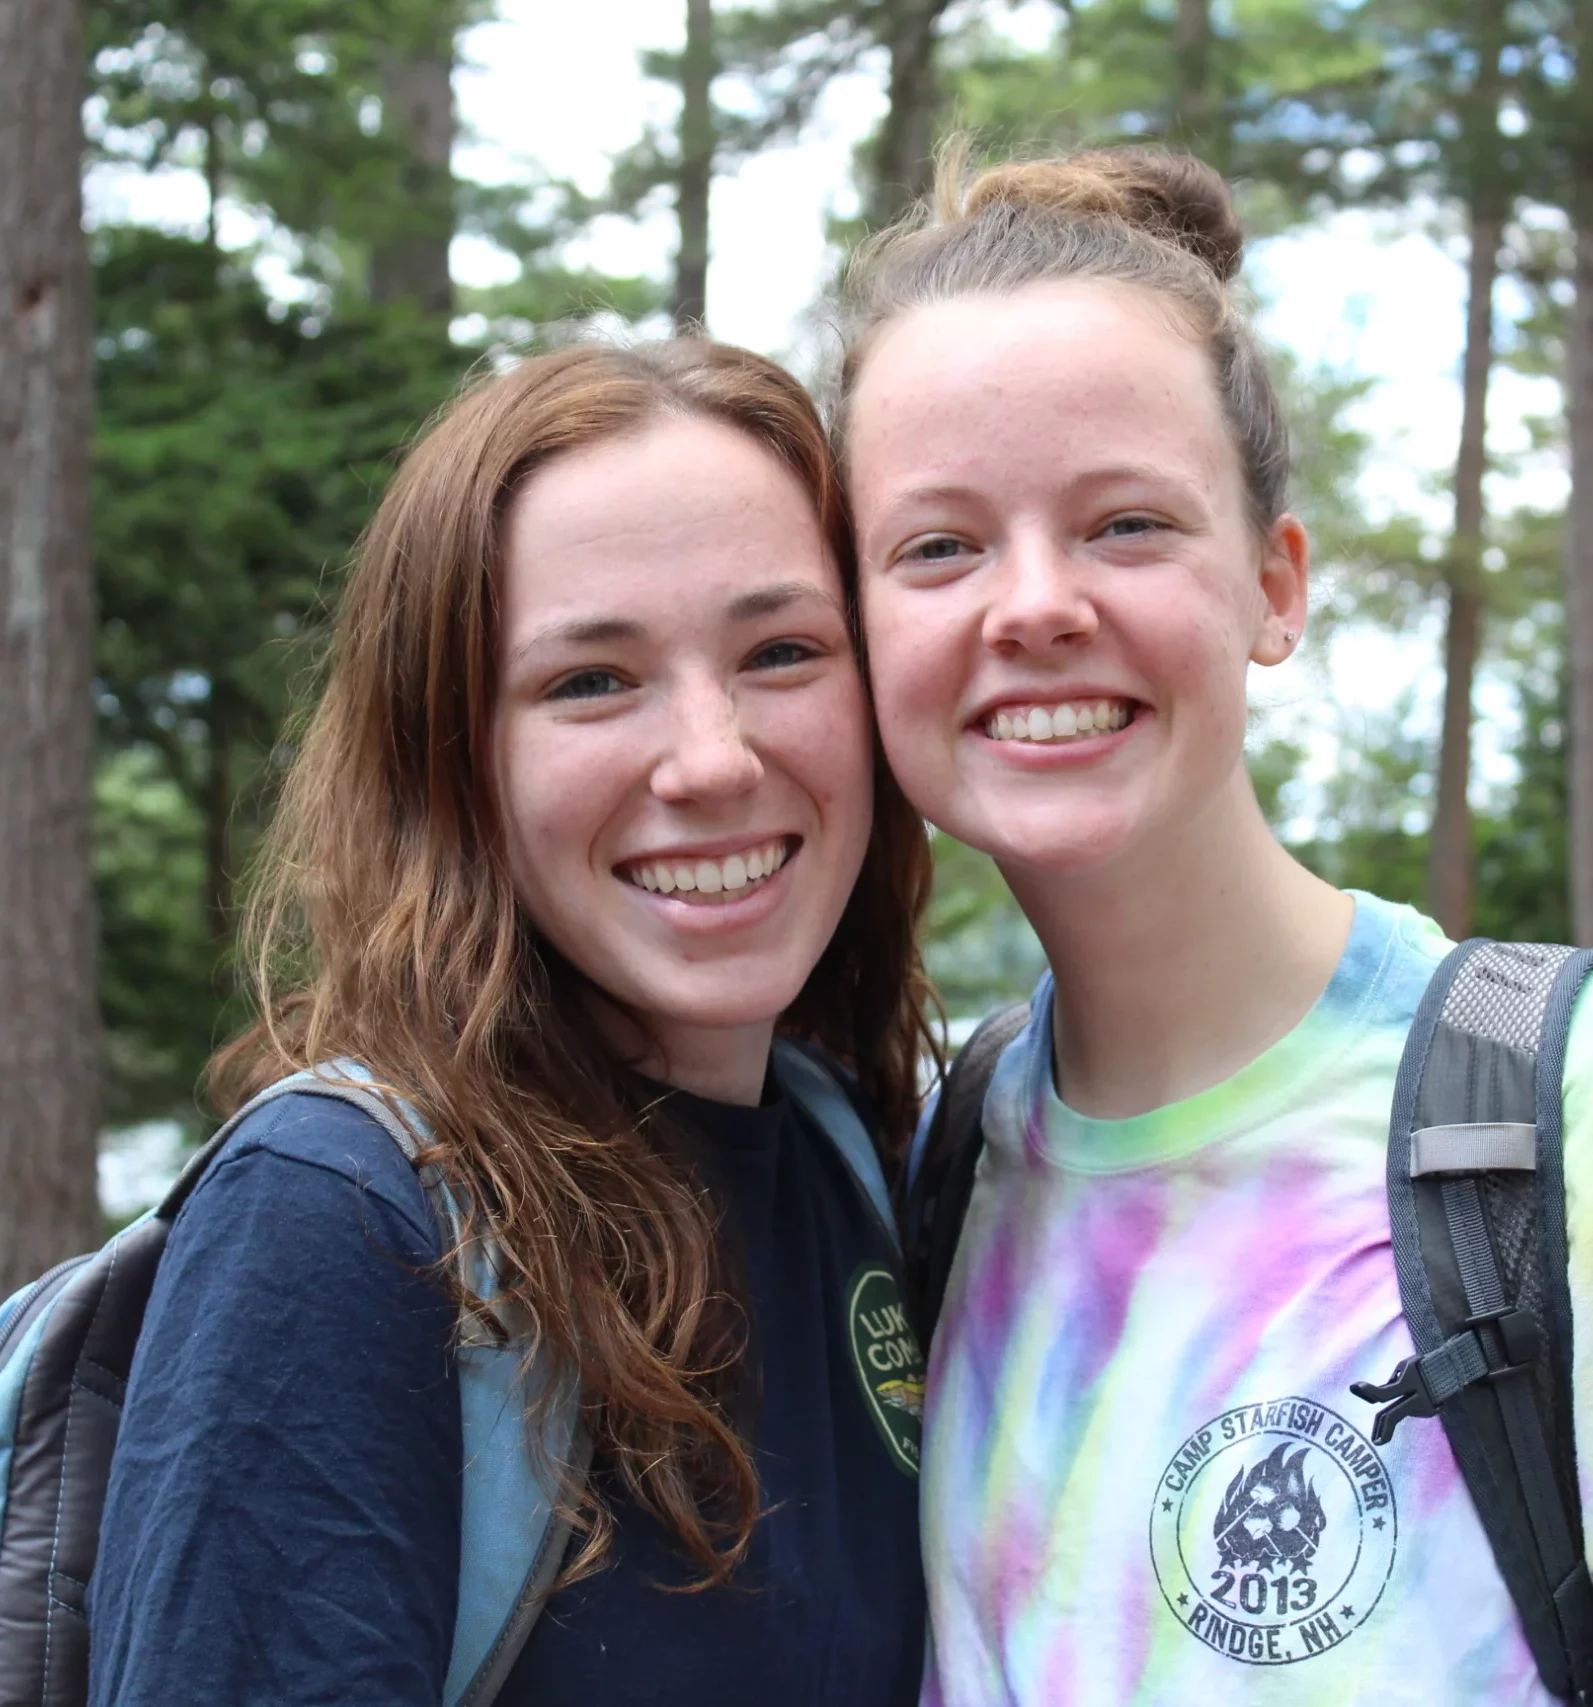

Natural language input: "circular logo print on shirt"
[1149,1397,1397,1666]
[846,1264,925,1476]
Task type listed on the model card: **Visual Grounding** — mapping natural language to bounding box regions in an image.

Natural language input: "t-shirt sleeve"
[1560,980,1593,1574]
[88,1096,463,1707]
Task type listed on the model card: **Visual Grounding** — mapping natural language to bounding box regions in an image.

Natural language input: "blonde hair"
[838,145,1289,532]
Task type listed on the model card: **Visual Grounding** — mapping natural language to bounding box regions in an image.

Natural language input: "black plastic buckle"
[1351,1356,1437,1445]
[1468,1305,1539,1375]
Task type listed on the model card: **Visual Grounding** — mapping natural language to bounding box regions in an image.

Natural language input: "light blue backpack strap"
[220,1060,584,1707]
[771,1039,899,1255]
[445,1338,590,1707]
[905,1088,940,1198]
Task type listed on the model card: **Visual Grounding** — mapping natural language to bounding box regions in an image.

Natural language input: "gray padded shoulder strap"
[1360,938,1593,1702]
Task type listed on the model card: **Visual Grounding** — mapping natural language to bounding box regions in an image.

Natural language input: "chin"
[642,975,806,1035]
[981,805,1149,879]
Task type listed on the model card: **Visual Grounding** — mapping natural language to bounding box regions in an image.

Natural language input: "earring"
[1283,629,1297,644]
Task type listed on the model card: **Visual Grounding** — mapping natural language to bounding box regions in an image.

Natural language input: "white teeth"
[627,840,789,899]
[983,701,1132,745]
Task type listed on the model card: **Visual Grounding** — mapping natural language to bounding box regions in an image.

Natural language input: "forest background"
[3,0,1592,1282]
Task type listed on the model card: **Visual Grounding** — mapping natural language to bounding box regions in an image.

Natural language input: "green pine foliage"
[86,0,654,1133]
[82,0,1587,1121]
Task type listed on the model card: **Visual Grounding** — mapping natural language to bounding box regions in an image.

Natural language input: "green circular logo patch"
[847,1264,925,1476]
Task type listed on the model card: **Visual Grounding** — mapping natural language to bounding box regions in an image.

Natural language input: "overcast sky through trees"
[81,0,1571,794]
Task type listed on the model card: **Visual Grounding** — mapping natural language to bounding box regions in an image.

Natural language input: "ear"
[1250,512,1309,667]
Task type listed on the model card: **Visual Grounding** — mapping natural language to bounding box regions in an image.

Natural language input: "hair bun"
[956,148,1244,283]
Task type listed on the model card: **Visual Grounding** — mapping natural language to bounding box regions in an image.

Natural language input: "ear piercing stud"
[1284,630,1297,644]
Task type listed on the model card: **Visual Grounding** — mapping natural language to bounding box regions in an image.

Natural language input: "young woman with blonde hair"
[88,338,935,1706]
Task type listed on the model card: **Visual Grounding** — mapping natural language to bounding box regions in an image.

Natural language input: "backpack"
[903,938,1593,1704]
[0,1040,896,1707]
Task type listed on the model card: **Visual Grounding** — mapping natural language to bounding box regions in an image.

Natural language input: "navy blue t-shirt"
[89,1081,925,1706]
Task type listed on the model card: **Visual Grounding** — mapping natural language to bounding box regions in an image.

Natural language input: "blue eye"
[1101,516,1163,538]
[910,537,967,561]
[749,640,818,670]
[548,668,628,701]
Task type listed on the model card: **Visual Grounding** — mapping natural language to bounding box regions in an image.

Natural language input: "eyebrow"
[504,580,841,672]
[723,580,839,622]
[885,465,1192,508]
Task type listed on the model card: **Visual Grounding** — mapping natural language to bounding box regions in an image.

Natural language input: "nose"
[649,675,764,804]
[981,534,1099,656]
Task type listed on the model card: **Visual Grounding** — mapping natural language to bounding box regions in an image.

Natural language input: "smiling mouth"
[982,698,1137,744]
[620,836,796,905]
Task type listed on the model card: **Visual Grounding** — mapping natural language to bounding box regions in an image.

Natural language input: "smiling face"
[492,413,874,1060]
[848,280,1306,882]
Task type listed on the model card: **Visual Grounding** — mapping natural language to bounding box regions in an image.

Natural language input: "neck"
[586,993,774,1107]
[1002,771,1353,1120]
[648,1019,775,1106]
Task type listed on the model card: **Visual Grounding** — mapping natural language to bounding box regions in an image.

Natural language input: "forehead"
[499,414,834,621]
[848,280,1233,495]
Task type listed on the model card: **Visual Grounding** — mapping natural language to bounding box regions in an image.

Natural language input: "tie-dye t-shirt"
[921,890,1593,1706]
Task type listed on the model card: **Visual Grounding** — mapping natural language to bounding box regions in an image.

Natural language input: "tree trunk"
[203,710,232,950]
[865,0,953,230]
[1569,198,1593,943]
[0,0,102,1284]
[1171,0,1212,155]
[370,20,455,316]
[674,0,714,332]
[1427,207,1501,940]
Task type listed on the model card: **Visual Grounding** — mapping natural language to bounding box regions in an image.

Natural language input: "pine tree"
[0,0,101,1283]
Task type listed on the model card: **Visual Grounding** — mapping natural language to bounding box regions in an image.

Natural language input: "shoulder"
[176,1088,442,1267]
[93,1090,462,1707]
[1337,889,1452,1032]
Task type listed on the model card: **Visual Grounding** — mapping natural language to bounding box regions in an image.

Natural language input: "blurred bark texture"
[1171,0,1212,150]
[1569,202,1593,942]
[1428,204,1499,940]
[674,0,715,331]
[0,0,102,1285]
[1427,2,1506,942]
[865,0,953,230]
[371,14,456,315]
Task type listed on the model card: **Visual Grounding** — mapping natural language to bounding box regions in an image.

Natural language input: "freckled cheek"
[1143,605,1253,748]
[861,592,964,736]
[492,724,626,877]
[760,680,875,816]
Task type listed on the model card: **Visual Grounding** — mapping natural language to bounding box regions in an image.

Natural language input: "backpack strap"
[1352,939,1593,1702]
[771,1039,899,1253]
[201,1062,582,1707]
[904,1004,1029,1343]
[200,1045,897,1701]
